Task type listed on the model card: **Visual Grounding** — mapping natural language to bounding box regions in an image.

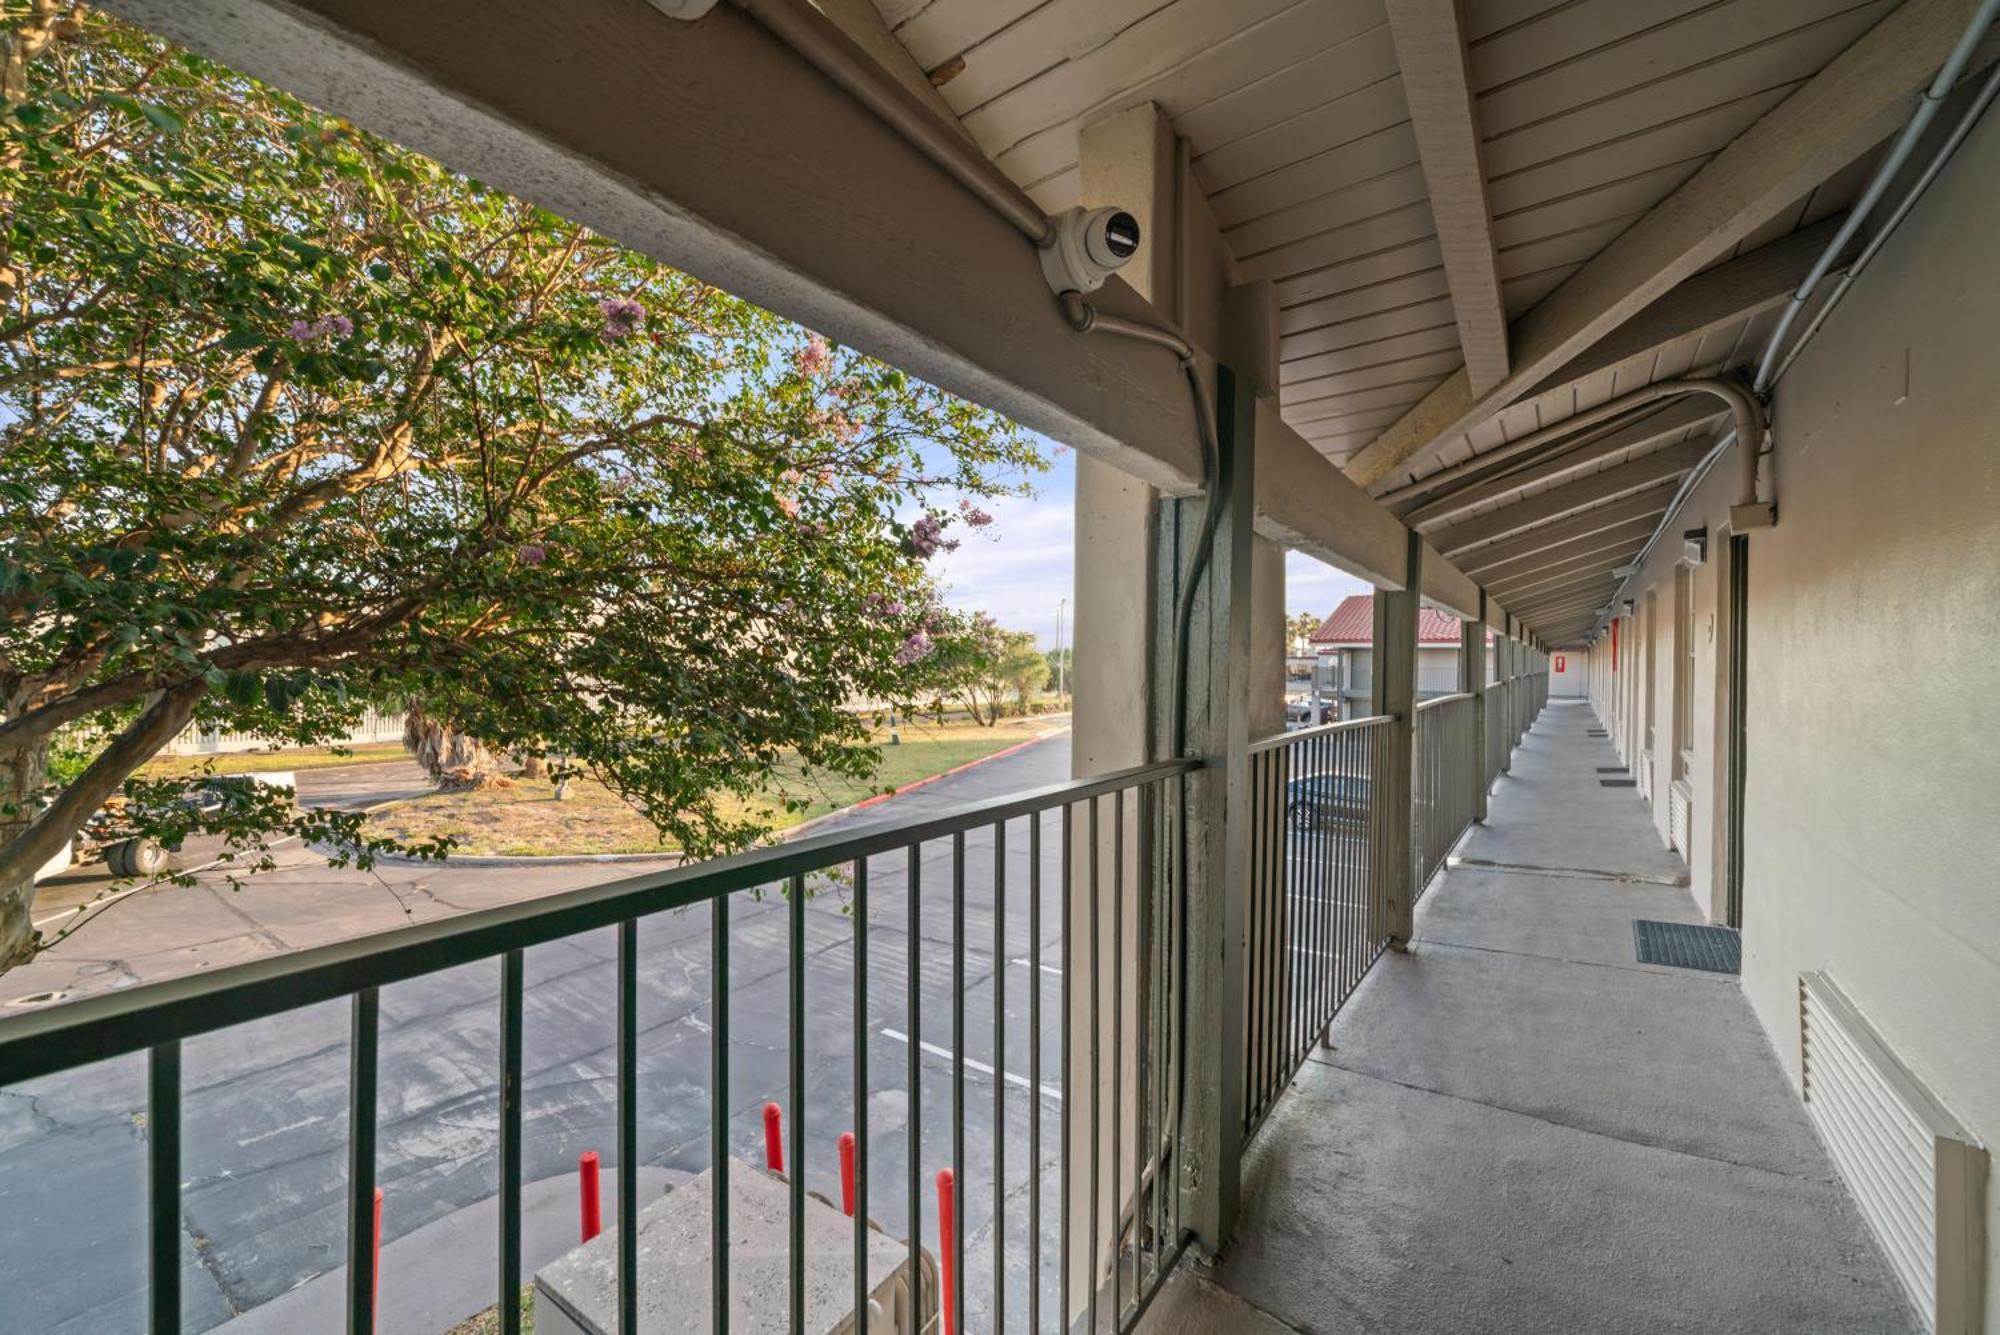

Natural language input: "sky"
[928,443,1370,650]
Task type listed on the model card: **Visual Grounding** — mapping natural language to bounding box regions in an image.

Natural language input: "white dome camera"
[1039,206,1142,295]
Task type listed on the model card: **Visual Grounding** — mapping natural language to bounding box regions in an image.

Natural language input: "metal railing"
[1241,716,1394,1137]
[0,757,1198,1335]
[1413,694,1477,899]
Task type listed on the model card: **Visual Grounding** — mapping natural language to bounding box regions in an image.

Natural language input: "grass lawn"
[367,715,1062,857]
[137,741,409,778]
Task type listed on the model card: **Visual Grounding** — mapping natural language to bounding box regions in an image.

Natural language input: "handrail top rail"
[1249,713,1391,754]
[0,754,1198,1085]
[1416,692,1475,711]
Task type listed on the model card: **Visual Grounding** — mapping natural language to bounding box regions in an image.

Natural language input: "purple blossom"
[598,297,645,339]
[894,631,933,666]
[963,507,994,528]
[285,314,354,343]
[863,593,907,622]
[793,334,832,377]
[517,543,546,567]
[905,514,944,560]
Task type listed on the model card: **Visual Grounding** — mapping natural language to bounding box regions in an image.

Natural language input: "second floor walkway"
[1148,698,1918,1335]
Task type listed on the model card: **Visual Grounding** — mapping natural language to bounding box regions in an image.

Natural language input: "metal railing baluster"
[499,950,524,1335]
[992,819,1005,1335]
[618,921,639,1335]
[1110,790,1124,1327]
[789,872,807,1334]
[905,842,923,1331]
[1029,810,1043,1335]
[949,829,967,1335]
[347,988,379,1335]
[1086,795,1100,1335]
[712,896,730,1335]
[853,857,869,1335]
[149,1040,181,1335]
[1059,804,1073,1333]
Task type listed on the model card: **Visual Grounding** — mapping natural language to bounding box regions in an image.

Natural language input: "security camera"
[1040,206,1142,295]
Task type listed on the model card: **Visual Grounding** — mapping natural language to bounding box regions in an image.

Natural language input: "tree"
[0,8,1040,968]
[996,631,1049,708]
[923,613,1045,725]
[1287,611,1324,650]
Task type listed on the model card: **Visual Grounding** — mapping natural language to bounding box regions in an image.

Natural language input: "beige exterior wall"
[1586,110,2000,1324]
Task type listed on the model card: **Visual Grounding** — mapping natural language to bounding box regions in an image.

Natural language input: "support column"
[1163,364,1256,1255]
[1464,591,1489,823]
[1498,623,1516,771]
[1371,533,1421,948]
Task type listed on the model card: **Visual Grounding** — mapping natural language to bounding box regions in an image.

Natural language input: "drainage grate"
[1633,920,1741,974]
[1600,778,1637,787]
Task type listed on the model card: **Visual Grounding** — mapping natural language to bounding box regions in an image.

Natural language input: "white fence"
[159,707,407,757]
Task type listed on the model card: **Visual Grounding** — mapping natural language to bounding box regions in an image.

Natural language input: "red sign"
[1553,654,1567,673]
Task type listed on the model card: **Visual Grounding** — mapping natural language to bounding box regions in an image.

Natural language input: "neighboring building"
[1308,594,1467,717]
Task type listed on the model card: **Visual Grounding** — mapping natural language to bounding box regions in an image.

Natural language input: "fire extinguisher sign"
[1553,654,1567,672]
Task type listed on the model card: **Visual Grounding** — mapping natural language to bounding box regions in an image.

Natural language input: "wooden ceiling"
[866,0,1979,641]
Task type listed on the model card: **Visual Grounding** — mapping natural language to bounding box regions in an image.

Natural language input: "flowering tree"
[923,612,1047,725]
[0,6,1038,967]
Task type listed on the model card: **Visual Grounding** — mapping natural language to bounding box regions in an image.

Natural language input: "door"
[1720,535,1749,928]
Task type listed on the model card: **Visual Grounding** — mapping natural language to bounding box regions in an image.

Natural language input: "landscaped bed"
[366,716,1062,857]
[137,741,410,778]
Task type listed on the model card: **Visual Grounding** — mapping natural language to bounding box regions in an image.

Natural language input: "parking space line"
[877,1027,1063,1103]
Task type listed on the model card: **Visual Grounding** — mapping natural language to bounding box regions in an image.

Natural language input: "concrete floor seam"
[1446,856,1690,887]
[1302,1054,1840,1187]
[1409,934,1736,984]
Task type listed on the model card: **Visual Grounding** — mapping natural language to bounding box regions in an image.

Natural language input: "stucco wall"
[1586,110,2000,1325]
[1740,107,2000,1326]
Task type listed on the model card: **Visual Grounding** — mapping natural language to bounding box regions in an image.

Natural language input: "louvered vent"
[1800,972,1987,1334]
[1637,751,1653,803]
[1668,780,1691,858]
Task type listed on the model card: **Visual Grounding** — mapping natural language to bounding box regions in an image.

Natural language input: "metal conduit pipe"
[727,0,1055,247]
[1753,0,2000,393]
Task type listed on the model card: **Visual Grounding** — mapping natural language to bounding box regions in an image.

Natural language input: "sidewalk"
[1151,699,1917,1334]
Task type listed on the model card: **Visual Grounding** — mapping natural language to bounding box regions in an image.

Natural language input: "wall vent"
[1800,972,1987,1334]
[1668,779,1692,858]
[1637,750,1653,803]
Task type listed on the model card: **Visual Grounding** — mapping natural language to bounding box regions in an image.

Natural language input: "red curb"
[845,728,1065,813]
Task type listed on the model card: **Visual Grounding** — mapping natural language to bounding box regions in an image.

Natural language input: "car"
[1285,772,1370,831]
[1285,700,1336,728]
[82,771,296,878]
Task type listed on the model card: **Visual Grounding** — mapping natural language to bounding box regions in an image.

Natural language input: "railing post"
[1463,593,1489,824]
[1498,626,1516,771]
[1159,362,1255,1257]
[1371,531,1421,949]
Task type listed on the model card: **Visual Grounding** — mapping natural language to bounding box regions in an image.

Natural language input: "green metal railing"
[1413,694,1477,899]
[1241,716,1394,1137]
[0,757,1197,1335]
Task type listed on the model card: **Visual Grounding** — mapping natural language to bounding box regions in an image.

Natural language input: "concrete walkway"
[1150,698,1917,1335]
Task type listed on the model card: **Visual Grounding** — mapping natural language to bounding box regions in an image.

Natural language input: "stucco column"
[1371,533,1421,948]
[1464,592,1489,823]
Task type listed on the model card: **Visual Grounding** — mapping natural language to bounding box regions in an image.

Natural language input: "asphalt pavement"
[1,735,1078,1334]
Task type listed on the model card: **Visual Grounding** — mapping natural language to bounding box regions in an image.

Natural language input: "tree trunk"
[403,707,509,791]
[0,736,49,971]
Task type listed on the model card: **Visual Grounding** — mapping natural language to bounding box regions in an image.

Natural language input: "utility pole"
[1053,597,1067,709]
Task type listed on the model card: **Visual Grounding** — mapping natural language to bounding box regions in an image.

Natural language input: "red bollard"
[837,1132,857,1217]
[936,1168,955,1335]
[763,1102,784,1174]
[579,1151,603,1242]
[372,1186,383,1335]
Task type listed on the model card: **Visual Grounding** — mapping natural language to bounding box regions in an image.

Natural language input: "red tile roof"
[1309,594,1464,647]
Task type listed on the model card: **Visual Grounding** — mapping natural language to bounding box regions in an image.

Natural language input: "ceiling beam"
[1453,486,1679,571]
[1343,0,1985,489]
[1433,440,1706,555]
[1513,587,1619,624]
[1463,516,1660,583]
[103,0,1204,492]
[1504,558,1635,603]
[1520,216,1849,401]
[1488,547,1645,601]
[1404,398,1722,528]
[1386,0,1507,395]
